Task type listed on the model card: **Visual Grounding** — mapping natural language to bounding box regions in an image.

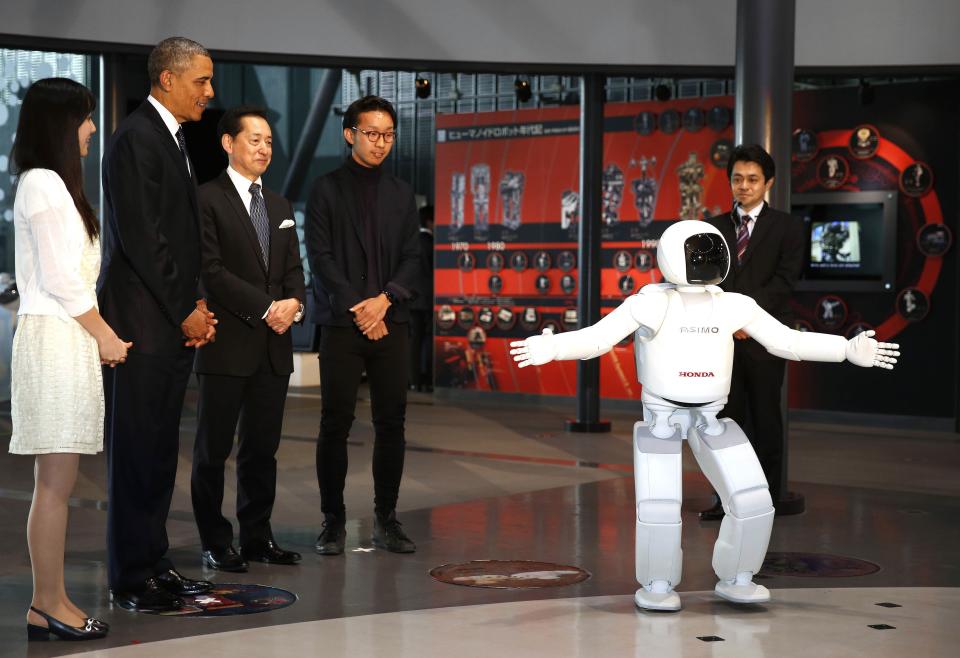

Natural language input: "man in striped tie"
[191,106,306,572]
[701,144,805,520]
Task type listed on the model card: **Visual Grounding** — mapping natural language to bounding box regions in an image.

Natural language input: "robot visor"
[684,233,728,284]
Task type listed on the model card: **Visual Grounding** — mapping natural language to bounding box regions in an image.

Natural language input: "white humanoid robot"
[510,220,899,612]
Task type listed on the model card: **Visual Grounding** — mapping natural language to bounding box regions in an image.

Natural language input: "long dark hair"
[11,77,99,241]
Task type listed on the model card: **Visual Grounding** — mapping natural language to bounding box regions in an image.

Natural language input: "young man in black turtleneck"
[305,95,421,555]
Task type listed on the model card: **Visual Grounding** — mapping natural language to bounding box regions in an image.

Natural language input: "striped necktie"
[736,214,750,265]
[248,183,271,268]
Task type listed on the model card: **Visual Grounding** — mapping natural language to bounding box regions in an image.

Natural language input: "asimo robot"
[510,220,899,611]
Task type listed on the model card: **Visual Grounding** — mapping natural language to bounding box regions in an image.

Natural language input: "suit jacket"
[706,202,804,360]
[304,163,420,327]
[194,171,306,377]
[98,101,201,356]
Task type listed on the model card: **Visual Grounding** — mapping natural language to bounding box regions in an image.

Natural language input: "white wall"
[795,0,960,67]
[0,0,957,67]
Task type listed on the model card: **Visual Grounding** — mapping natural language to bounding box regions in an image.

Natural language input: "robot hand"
[845,330,900,369]
[510,328,558,368]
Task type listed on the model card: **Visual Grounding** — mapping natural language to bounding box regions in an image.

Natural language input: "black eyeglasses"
[352,127,397,143]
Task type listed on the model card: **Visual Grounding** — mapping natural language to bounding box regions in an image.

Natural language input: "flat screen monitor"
[791,191,897,292]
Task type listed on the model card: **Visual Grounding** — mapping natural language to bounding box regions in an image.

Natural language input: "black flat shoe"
[27,607,107,641]
[315,519,346,556]
[111,578,184,612]
[241,539,301,565]
[156,568,213,596]
[202,546,248,572]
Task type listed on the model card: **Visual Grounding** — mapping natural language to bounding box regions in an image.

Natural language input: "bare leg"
[26,453,87,628]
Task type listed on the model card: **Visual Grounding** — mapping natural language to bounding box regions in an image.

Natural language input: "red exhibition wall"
[433,98,736,399]
[432,81,958,418]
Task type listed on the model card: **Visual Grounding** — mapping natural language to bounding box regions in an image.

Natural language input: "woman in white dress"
[10,77,131,641]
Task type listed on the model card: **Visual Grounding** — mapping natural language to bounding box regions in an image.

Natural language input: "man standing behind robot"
[191,106,306,572]
[702,144,804,518]
[305,96,420,555]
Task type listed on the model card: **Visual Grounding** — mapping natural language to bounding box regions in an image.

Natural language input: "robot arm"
[510,291,667,367]
[742,306,900,368]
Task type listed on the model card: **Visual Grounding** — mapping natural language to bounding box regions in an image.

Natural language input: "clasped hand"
[99,334,133,368]
[265,298,300,335]
[350,294,391,340]
[182,299,217,347]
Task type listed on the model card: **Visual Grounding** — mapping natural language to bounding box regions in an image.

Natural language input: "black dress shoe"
[699,499,725,521]
[241,539,301,565]
[202,546,248,572]
[315,519,346,555]
[372,512,416,553]
[111,578,183,612]
[27,606,108,641]
[156,569,213,596]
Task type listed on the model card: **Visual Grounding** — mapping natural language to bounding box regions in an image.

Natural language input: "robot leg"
[633,421,683,612]
[688,419,774,604]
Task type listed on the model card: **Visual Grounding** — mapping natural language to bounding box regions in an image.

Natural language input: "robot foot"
[634,582,681,612]
[714,572,770,604]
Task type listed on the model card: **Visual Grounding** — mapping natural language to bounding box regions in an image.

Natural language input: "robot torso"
[634,287,756,404]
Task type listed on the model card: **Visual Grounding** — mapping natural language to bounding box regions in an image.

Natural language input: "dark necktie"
[248,183,270,268]
[174,126,191,175]
[736,215,750,265]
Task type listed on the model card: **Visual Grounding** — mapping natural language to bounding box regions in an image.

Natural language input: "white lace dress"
[9,169,104,455]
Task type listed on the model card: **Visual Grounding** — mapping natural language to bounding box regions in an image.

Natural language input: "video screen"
[809,220,861,270]
[792,191,896,292]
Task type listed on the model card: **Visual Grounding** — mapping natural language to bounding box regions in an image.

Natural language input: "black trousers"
[408,309,433,388]
[191,352,290,551]
[720,352,787,502]
[317,323,408,519]
[104,349,193,591]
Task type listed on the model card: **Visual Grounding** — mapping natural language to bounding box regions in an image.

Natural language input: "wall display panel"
[786,82,957,418]
[433,99,735,398]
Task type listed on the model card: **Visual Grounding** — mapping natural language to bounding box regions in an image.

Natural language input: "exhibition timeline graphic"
[433,94,948,400]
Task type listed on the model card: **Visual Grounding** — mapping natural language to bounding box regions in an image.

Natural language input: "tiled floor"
[0,388,958,657]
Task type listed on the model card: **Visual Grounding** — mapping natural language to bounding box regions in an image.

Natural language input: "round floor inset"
[430,559,591,588]
[143,584,297,616]
[760,552,881,577]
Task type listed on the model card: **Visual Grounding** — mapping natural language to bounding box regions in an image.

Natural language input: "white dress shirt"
[225,165,263,212]
[147,94,189,175]
[13,169,97,319]
[736,201,765,237]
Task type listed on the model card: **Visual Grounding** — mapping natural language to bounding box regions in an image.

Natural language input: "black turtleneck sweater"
[345,157,382,297]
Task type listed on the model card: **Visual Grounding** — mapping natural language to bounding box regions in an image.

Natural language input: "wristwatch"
[293,302,305,323]
[382,289,397,304]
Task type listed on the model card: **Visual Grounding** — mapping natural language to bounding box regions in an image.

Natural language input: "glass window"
[0,48,102,277]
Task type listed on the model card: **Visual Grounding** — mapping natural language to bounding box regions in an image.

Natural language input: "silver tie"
[248,183,270,268]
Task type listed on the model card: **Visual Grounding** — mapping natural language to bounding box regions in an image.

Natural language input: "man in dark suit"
[99,37,217,612]
[305,95,420,556]
[191,106,306,572]
[409,205,434,392]
[702,144,804,518]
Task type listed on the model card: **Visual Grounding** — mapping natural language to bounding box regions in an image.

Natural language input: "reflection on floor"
[65,589,960,658]
[0,388,957,657]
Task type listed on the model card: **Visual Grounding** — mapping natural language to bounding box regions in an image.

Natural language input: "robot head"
[656,220,729,286]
